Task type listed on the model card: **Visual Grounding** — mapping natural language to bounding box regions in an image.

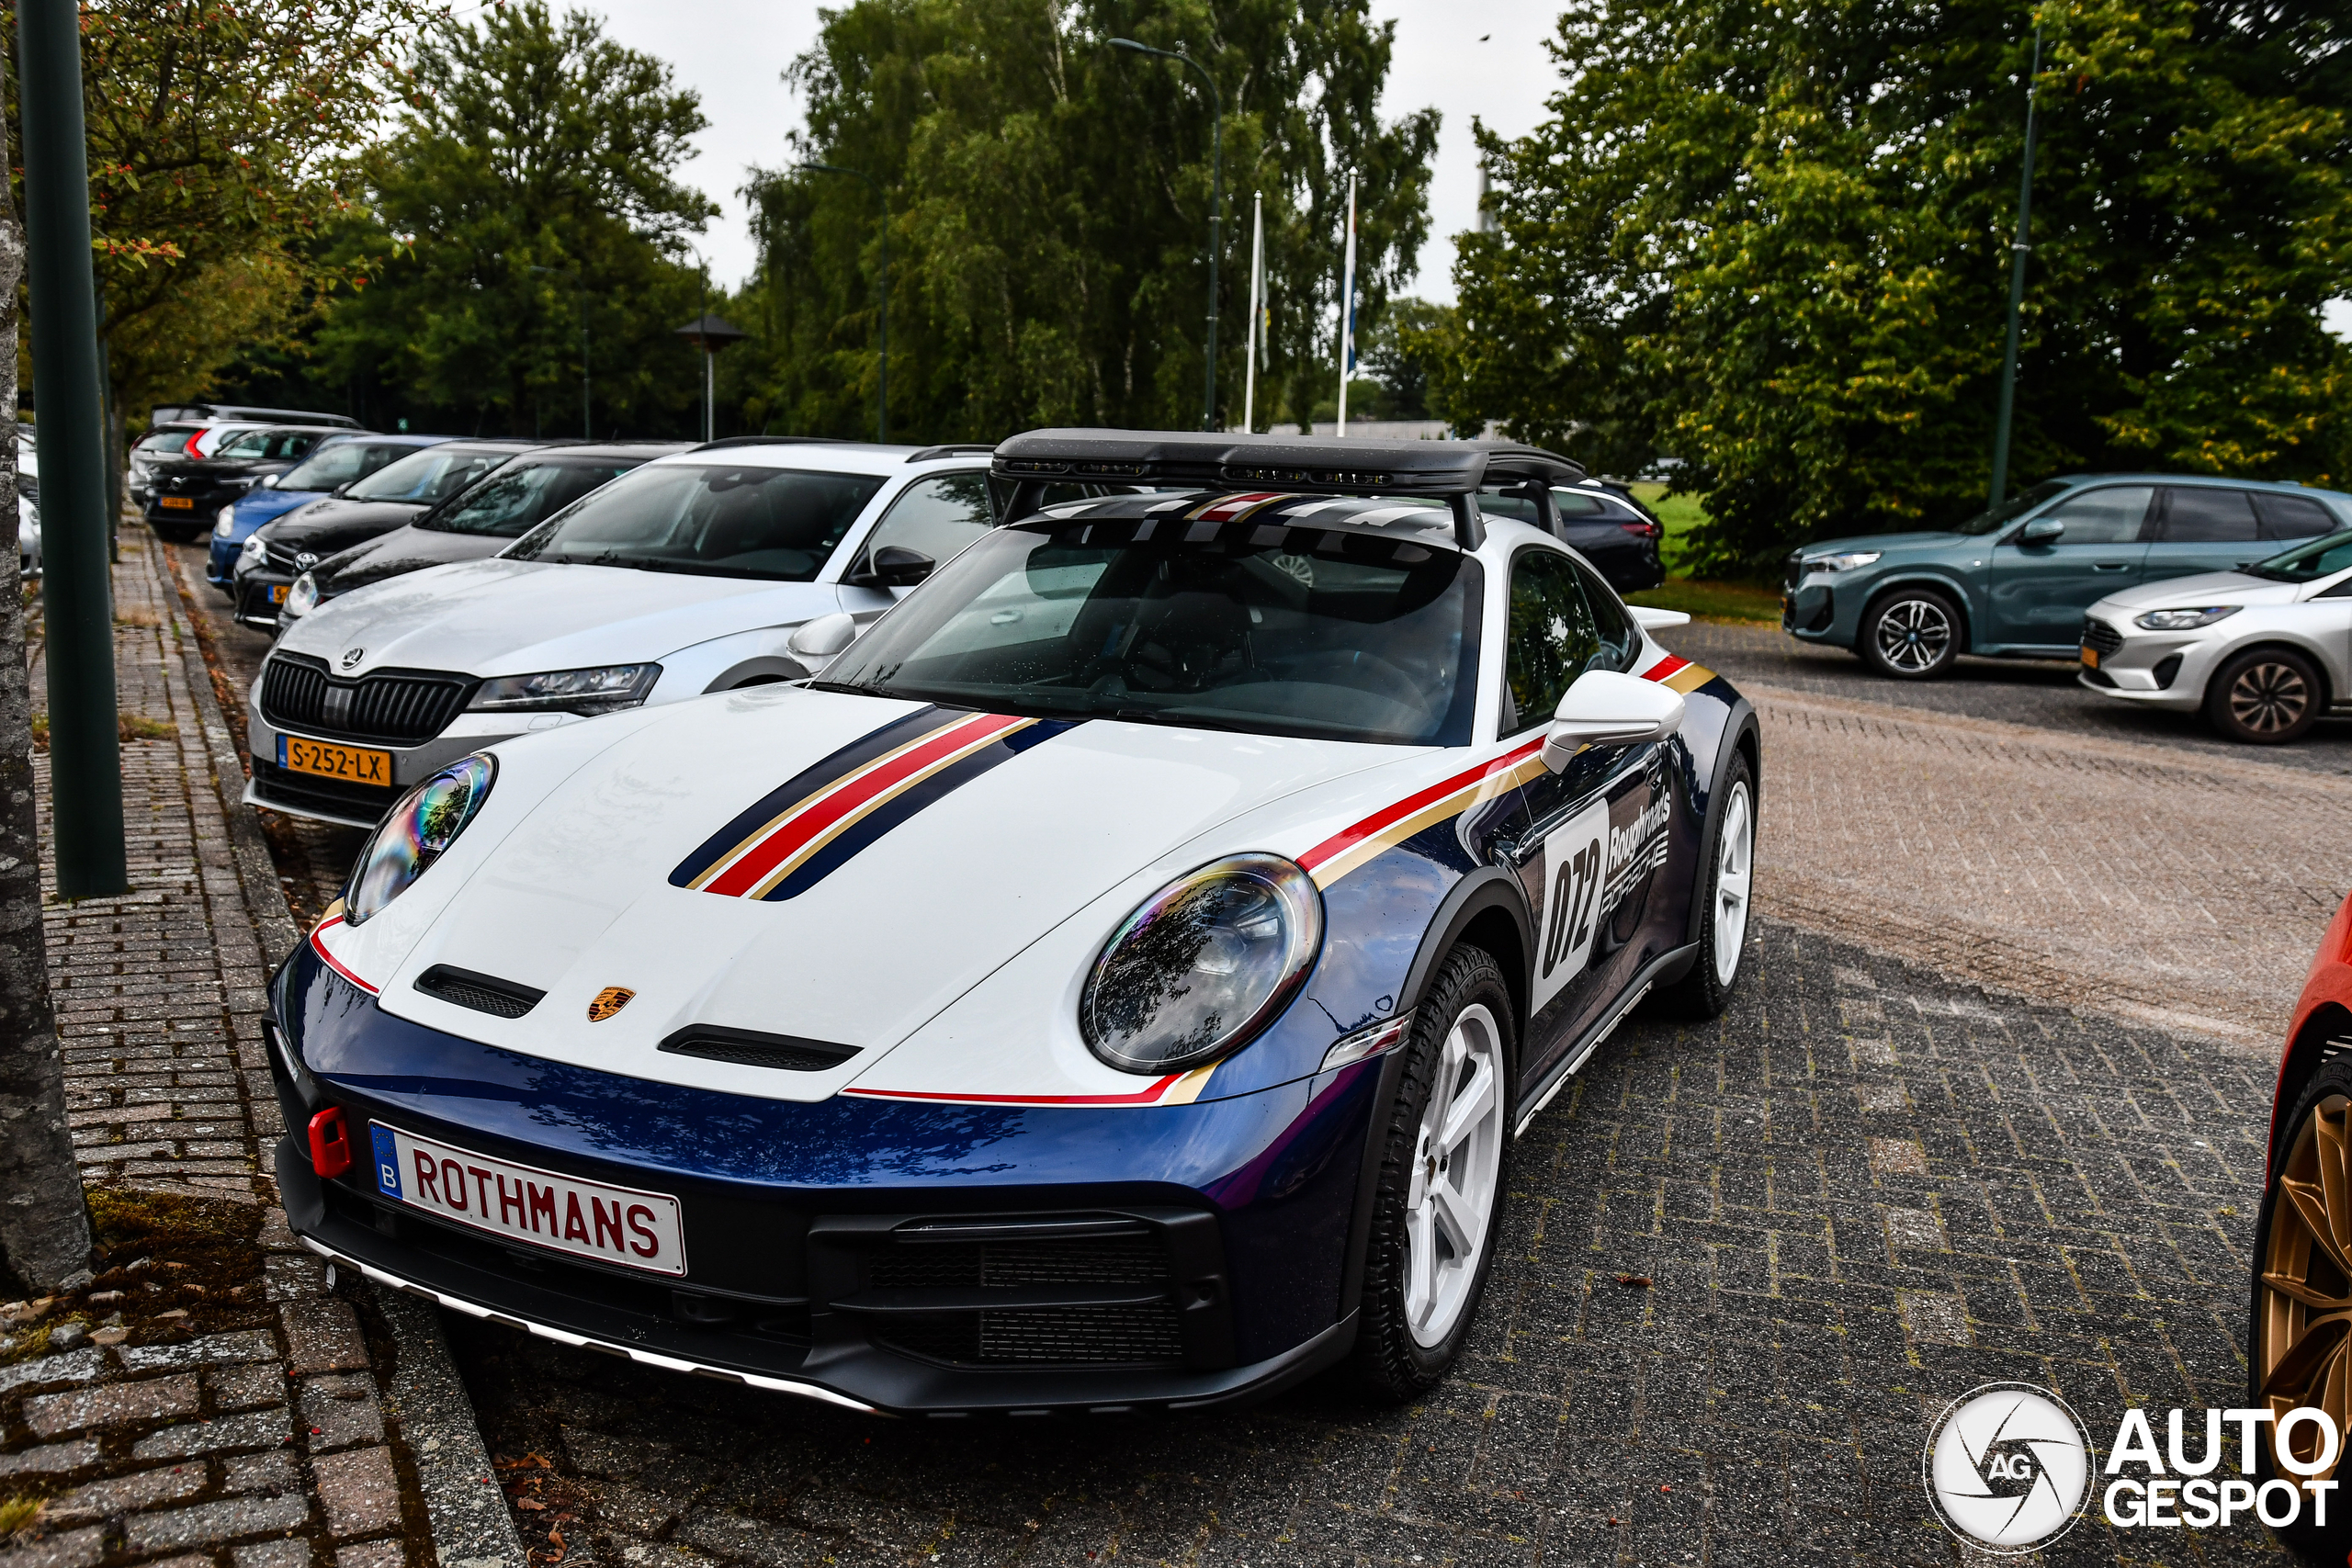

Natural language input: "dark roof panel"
[992,427,1583,497]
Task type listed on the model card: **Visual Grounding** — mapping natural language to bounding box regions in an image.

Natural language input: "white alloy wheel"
[1404,1001,1506,1348]
[1712,780,1754,986]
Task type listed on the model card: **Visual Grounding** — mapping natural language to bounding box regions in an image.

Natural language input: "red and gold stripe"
[1296,738,1548,889]
[842,1061,1219,1109]
[693,712,1035,900]
[309,908,378,995]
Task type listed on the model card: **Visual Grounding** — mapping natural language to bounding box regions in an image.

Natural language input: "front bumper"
[234,570,293,631]
[245,684,537,827]
[2075,615,2213,711]
[266,943,1381,1415]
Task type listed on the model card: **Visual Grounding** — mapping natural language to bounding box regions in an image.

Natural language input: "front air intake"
[413,965,545,1019]
[658,1025,858,1072]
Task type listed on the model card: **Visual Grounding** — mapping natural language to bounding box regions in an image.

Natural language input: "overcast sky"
[584,0,1568,302]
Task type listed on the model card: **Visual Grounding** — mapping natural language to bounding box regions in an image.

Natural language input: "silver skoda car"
[2078,530,2352,742]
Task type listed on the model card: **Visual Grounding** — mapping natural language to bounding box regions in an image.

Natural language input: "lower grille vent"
[659,1025,858,1073]
[874,1303,1183,1366]
[870,1239,1170,1291]
[414,964,544,1019]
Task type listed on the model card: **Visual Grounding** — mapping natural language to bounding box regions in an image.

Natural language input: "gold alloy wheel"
[2256,1089,2352,1480]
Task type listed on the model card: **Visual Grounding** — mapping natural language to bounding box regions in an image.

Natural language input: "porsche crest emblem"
[586,987,635,1022]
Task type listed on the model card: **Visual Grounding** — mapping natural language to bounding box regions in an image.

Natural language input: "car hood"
[314,525,506,596]
[261,497,429,554]
[2091,570,2304,613]
[322,684,1414,1103]
[1797,531,1963,558]
[277,557,827,678]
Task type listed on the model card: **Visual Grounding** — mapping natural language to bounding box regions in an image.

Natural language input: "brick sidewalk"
[2,541,493,1568]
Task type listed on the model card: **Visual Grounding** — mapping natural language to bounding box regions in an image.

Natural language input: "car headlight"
[239,534,266,562]
[1080,853,1324,1075]
[345,755,496,925]
[2133,605,2241,631]
[1804,550,1883,574]
[467,664,662,716]
[213,508,238,536]
[282,572,318,620]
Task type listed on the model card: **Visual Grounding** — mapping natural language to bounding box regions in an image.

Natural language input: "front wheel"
[2246,1058,2351,1559]
[1858,587,1962,679]
[1353,944,1514,1401]
[1654,752,1756,1020]
[2206,647,2321,744]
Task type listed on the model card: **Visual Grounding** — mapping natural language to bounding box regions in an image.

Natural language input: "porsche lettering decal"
[671,708,1078,902]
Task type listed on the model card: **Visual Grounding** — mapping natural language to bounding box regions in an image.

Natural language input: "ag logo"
[1924,1382,2091,1551]
[341,647,364,669]
[586,987,635,1022]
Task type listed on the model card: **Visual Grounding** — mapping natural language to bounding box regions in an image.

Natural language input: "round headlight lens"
[213,508,237,536]
[283,572,318,619]
[1080,853,1324,1075]
[345,754,496,925]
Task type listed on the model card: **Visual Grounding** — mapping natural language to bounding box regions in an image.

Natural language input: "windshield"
[1951,479,2072,536]
[421,458,640,538]
[136,428,198,455]
[278,440,424,494]
[2246,529,2352,582]
[346,446,517,505]
[817,519,1482,746]
[503,462,886,580]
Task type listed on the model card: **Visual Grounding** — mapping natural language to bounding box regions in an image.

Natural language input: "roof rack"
[989,428,1585,550]
[690,434,865,452]
[906,443,997,463]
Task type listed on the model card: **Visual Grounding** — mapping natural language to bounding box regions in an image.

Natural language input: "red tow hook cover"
[309,1107,352,1179]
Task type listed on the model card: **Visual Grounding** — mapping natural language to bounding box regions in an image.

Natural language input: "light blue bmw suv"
[1782,474,2352,677]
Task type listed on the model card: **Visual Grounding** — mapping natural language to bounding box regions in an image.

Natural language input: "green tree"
[727,0,1438,442]
[313,3,718,436]
[1431,0,2352,572]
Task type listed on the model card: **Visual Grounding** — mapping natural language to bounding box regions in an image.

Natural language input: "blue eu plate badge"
[371,1124,401,1199]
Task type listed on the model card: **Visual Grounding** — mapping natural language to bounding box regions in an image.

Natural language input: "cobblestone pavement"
[2,542,449,1568]
[447,920,2290,1567]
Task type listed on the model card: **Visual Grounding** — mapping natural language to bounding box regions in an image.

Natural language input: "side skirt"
[1511,942,1698,1139]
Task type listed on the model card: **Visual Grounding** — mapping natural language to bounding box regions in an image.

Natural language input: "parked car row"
[1781,471,2352,743]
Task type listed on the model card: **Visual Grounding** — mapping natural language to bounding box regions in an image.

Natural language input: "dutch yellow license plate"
[2080,647,2099,669]
[268,583,288,605]
[159,496,193,510]
[279,735,390,786]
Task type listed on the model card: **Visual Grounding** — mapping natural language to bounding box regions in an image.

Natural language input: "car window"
[423,460,638,538]
[854,472,994,574]
[135,429,194,454]
[277,441,416,494]
[2156,487,2259,543]
[2027,485,2154,544]
[2245,529,2352,584]
[346,447,514,505]
[1500,548,1636,736]
[2256,491,2337,541]
[504,463,888,581]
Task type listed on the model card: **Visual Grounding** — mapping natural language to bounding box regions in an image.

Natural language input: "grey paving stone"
[230,1539,311,1568]
[312,1447,401,1540]
[121,1329,279,1373]
[0,1526,104,1568]
[131,1406,295,1461]
[209,1362,288,1413]
[125,1495,311,1554]
[23,1372,200,1437]
[0,1437,97,1477]
[299,1375,385,1454]
[223,1450,301,1495]
[279,1301,368,1378]
[41,1461,209,1522]
[0,1348,107,1394]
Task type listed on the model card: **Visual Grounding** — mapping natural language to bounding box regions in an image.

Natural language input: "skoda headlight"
[213,508,237,537]
[1080,853,1323,1075]
[1805,549,1882,574]
[2134,605,2240,631]
[282,572,318,620]
[468,663,661,716]
[345,755,495,925]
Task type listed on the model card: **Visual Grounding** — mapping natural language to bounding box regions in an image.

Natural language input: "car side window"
[2155,487,2259,543]
[855,472,994,574]
[2029,485,2154,544]
[1501,548,1634,736]
[2256,492,2337,540]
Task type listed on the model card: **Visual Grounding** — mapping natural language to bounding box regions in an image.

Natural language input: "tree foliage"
[309,3,718,435]
[1428,0,2352,571]
[726,0,1438,442]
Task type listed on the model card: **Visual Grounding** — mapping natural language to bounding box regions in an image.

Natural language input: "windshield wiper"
[804,679,894,697]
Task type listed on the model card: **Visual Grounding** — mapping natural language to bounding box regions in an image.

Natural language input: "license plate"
[2080,647,2099,669]
[368,1123,687,1275]
[277,734,390,786]
[268,583,288,605]
[159,496,193,510]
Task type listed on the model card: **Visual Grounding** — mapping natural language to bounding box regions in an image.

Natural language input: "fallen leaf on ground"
[1614,1274,1651,1288]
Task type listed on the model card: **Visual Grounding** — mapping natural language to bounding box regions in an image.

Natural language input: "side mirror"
[2018,516,2064,546]
[331,482,353,498]
[787,612,859,671]
[850,544,935,589]
[261,473,279,489]
[1628,604,1690,631]
[1541,670,1684,773]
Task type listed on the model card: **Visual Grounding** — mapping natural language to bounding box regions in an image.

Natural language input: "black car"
[144,425,355,543]
[233,440,545,631]
[286,442,690,624]
[1477,479,1667,594]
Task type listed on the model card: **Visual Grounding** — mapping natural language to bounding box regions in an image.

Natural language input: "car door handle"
[2093,561,2131,570]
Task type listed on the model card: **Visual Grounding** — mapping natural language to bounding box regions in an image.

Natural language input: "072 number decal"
[1531,800,1610,1019]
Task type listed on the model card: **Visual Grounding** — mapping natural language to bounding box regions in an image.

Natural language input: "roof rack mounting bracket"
[1450,494,1484,551]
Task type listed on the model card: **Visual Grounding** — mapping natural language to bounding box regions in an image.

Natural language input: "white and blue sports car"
[270,430,1760,1414]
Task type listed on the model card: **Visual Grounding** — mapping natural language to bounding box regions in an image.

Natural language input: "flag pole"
[1336,173,1357,437]
[1244,193,1263,433]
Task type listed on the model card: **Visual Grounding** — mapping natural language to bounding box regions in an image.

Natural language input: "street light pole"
[1110,39,1222,432]
[806,164,888,443]
[17,0,124,897]
[1986,22,2043,513]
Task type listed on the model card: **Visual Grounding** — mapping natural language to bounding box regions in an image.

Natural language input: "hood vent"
[658,1025,858,1073]
[415,964,546,1019]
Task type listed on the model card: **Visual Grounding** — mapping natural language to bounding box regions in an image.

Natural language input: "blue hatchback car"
[207,433,455,590]
[1781,474,2352,677]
